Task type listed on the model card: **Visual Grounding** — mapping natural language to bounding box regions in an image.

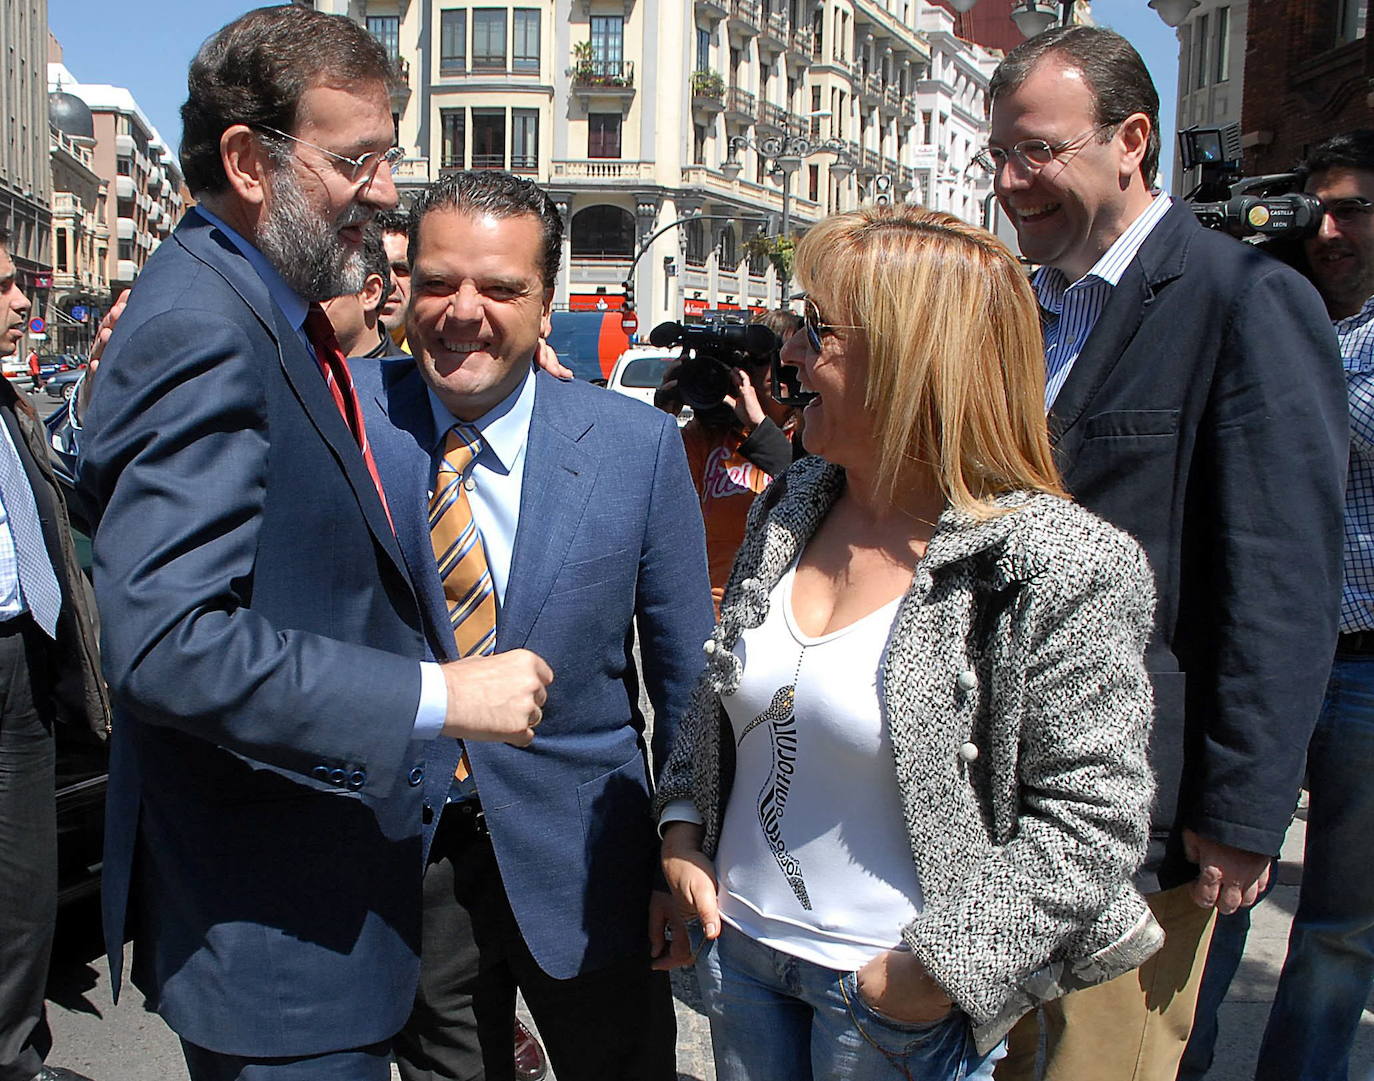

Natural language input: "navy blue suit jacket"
[1048,202,1349,889]
[356,360,713,979]
[79,210,431,1056]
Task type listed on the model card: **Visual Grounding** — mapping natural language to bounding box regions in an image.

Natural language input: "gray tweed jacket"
[655,456,1164,1052]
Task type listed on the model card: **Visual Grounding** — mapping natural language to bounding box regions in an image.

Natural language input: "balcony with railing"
[883,84,902,113]
[725,86,758,123]
[728,0,760,34]
[695,0,727,21]
[571,59,636,95]
[760,9,788,46]
[552,159,656,181]
[786,27,813,62]
[756,100,787,134]
[690,69,726,112]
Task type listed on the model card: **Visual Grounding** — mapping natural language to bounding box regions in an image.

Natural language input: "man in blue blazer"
[986,28,1348,1081]
[77,11,547,1080]
[352,171,713,1081]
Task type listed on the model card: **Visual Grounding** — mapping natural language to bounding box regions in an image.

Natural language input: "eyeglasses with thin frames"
[1320,197,1374,225]
[254,125,404,189]
[799,296,863,353]
[972,122,1118,177]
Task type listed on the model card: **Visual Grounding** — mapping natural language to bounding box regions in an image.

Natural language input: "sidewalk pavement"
[43,800,1374,1081]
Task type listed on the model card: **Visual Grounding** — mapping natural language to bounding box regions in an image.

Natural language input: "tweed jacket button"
[741,577,760,592]
[703,639,717,655]
[959,742,980,762]
[957,669,977,691]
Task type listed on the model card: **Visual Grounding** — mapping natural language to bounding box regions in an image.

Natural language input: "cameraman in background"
[670,309,801,613]
[1247,129,1374,1081]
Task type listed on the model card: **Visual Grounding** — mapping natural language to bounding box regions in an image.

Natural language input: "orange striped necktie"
[430,424,497,783]
[303,304,395,535]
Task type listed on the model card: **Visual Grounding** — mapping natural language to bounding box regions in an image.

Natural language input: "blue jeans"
[1255,654,1374,1081]
[694,923,1004,1081]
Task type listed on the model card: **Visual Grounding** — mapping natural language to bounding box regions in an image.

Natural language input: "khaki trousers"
[995,884,1217,1081]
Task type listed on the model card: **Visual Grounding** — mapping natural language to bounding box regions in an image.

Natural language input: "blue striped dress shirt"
[1335,295,1374,633]
[1034,194,1174,411]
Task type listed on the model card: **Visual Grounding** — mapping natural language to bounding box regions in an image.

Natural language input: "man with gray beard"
[77,8,548,1079]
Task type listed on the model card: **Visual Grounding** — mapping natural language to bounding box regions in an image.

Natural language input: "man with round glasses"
[985,26,1347,1081]
[78,8,547,1080]
[1244,129,1374,1081]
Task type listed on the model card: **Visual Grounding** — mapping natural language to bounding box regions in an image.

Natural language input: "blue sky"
[48,0,1181,189]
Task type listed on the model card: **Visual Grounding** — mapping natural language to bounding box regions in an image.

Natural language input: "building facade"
[1240,0,1371,176]
[2,0,55,355]
[1169,0,1245,197]
[317,0,996,328]
[48,61,185,298]
[48,90,109,356]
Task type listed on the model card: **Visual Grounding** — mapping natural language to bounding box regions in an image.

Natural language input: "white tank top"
[716,558,924,971]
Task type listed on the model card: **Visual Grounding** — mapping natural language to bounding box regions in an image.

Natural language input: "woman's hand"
[661,821,721,940]
[854,949,954,1025]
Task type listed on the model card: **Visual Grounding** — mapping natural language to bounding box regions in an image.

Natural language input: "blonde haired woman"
[656,206,1161,1080]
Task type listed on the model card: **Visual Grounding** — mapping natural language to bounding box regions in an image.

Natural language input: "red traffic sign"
[27,317,44,335]
[620,312,639,334]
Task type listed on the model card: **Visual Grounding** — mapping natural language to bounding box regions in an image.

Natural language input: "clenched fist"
[440,649,553,747]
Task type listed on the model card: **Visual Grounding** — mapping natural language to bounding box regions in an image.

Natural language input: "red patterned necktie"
[303,303,394,534]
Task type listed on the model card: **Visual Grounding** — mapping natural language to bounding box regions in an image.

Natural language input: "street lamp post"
[722,133,856,296]
[942,0,1200,33]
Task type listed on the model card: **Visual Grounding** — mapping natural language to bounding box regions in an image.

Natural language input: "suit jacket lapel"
[178,210,409,579]
[1048,201,1193,445]
[371,364,455,662]
[498,374,596,652]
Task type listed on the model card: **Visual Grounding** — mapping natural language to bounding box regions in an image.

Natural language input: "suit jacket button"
[957,669,978,691]
[347,770,366,790]
[959,742,980,763]
[703,639,717,655]
[311,766,329,781]
[329,768,346,786]
[408,765,425,786]
[422,803,434,825]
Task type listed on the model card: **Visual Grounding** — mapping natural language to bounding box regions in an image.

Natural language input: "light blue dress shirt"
[1034,193,1173,411]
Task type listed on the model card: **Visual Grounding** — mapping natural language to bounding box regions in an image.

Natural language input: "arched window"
[570,204,636,258]
[685,219,707,267]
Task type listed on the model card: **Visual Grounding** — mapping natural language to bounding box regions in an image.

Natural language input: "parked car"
[44,365,87,402]
[43,403,107,905]
[38,353,83,382]
[606,348,681,407]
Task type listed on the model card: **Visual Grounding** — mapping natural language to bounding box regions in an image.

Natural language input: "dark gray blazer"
[1048,201,1349,889]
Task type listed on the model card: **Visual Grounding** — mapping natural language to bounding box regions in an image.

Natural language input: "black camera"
[648,320,780,412]
[1181,124,1322,241]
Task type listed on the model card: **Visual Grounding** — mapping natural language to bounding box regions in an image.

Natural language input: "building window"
[588,112,622,158]
[808,163,819,202]
[693,123,707,165]
[440,10,467,73]
[513,9,540,72]
[472,109,506,168]
[810,86,822,137]
[748,242,768,277]
[118,239,134,261]
[719,225,738,268]
[116,157,131,175]
[697,27,711,72]
[570,205,635,258]
[591,15,624,67]
[685,219,707,267]
[367,15,400,60]
[56,229,68,273]
[1214,7,1230,82]
[922,110,933,143]
[811,7,823,57]
[1338,0,1366,42]
[512,109,539,170]
[473,9,507,71]
[1193,13,1209,89]
[441,108,466,169]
